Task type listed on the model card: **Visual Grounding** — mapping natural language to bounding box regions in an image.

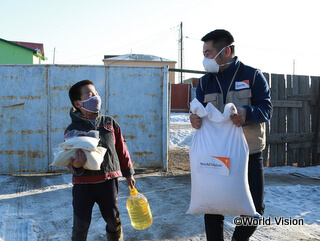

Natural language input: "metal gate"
[0,65,169,173]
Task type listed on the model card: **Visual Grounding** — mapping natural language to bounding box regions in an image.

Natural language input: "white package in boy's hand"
[51,130,107,170]
[187,98,257,216]
[59,136,99,152]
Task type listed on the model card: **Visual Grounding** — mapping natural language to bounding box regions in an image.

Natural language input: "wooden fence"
[263,73,320,167]
[170,73,320,167]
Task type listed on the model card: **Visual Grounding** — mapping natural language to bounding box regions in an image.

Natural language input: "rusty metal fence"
[0,65,169,173]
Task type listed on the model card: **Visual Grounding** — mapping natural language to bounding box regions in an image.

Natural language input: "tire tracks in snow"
[0,174,72,240]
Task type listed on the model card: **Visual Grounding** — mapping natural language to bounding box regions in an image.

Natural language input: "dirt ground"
[168,148,190,173]
[0,149,318,241]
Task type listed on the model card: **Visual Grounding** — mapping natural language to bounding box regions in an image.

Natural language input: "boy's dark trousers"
[71,178,122,241]
[204,152,265,241]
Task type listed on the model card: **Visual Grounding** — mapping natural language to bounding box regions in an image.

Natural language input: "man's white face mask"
[202,45,233,73]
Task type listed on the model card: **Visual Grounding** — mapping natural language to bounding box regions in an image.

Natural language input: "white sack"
[83,147,107,170]
[51,146,107,171]
[187,98,257,216]
[52,148,75,167]
[59,136,99,152]
[51,134,107,171]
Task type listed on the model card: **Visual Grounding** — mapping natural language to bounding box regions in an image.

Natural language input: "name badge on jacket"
[235,80,250,90]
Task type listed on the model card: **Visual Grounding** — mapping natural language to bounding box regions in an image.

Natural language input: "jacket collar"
[69,107,102,123]
[219,56,239,75]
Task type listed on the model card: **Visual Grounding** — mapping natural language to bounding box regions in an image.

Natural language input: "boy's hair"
[201,29,235,54]
[69,80,94,110]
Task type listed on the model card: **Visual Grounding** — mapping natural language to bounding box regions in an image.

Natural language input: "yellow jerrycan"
[126,186,153,230]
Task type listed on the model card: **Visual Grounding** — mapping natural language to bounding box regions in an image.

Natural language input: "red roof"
[11,41,44,55]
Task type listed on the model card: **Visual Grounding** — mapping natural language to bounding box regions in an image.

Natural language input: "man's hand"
[126,176,136,189]
[190,114,202,129]
[69,149,87,168]
[230,107,246,127]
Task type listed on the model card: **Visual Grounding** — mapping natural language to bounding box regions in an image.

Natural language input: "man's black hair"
[201,29,235,53]
[69,79,94,110]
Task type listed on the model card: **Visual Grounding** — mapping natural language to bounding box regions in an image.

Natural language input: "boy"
[66,80,135,241]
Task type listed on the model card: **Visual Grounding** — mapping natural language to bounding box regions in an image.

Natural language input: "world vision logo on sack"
[235,80,250,90]
[198,156,230,176]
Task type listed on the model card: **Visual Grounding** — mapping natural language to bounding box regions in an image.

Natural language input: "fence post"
[269,74,286,166]
[311,76,320,165]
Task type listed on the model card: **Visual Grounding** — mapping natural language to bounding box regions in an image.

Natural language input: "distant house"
[0,38,47,64]
[103,54,177,84]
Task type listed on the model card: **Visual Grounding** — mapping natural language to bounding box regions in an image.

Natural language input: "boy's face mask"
[81,95,101,113]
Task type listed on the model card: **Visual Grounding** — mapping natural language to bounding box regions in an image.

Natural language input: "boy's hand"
[69,149,87,168]
[126,176,136,189]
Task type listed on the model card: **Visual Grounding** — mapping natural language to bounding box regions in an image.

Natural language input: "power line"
[133,27,178,53]
[58,26,179,64]
[179,22,183,84]
[185,36,200,41]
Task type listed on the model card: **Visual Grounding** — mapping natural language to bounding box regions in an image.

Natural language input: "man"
[190,30,272,241]
[67,80,135,241]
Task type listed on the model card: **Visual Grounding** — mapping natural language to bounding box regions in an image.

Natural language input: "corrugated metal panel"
[0,65,48,172]
[0,65,168,173]
[106,66,168,169]
[47,65,107,173]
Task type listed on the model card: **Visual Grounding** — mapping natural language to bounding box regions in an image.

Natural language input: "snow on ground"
[169,113,195,150]
[0,113,319,240]
[170,113,191,124]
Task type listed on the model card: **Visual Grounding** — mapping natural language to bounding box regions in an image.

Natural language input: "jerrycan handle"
[129,186,138,195]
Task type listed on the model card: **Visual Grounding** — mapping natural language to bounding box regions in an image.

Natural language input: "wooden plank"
[287,75,294,165]
[278,74,286,166]
[287,94,317,101]
[272,100,302,108]
[290,75,302,165]
[267,133,314,144]
[269,74,286,166]
[311,76,320,165]
[288,142,320,151]
[300,75,311,166]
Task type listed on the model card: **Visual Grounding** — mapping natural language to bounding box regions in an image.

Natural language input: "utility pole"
[53,47,56,65]
[293,59,295,76]
[179,22,183,84]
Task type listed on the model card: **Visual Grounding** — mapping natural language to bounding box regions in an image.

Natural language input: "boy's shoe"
[107,226,123,241]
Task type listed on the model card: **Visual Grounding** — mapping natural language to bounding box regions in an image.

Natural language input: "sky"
[1,0,320,82]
